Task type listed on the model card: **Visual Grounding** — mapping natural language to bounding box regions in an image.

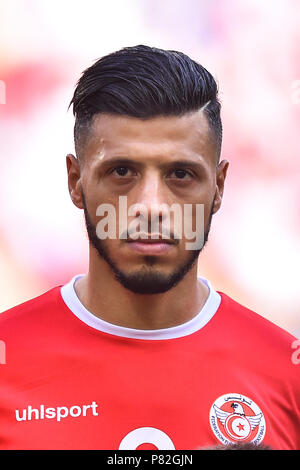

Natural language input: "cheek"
[84,187,120,225]
[181,199,211,230]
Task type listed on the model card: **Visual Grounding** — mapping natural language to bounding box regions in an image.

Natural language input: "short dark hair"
[68,45,222,160]
[204,442,272,450]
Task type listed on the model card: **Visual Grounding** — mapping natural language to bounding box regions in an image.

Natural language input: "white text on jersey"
[15,401,99,422]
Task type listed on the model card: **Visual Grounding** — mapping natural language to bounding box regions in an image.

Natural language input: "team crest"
[209,393,266,445]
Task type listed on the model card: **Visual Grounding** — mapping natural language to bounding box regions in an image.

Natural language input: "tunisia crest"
[209,393,266,445]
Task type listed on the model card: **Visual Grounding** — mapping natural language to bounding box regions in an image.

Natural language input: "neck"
[74,253,209,330]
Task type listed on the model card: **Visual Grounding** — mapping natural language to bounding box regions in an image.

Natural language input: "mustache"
[120,224,180,243]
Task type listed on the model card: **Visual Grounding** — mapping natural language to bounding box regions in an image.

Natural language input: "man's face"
[67,111,228,294]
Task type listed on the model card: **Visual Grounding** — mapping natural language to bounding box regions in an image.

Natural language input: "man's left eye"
[170,169,192,179]
[114,167,129,176]
[111,166,135,177]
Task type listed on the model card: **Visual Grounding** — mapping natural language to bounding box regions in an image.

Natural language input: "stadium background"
[0,0,299,338]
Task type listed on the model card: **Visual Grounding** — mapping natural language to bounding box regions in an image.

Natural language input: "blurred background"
[0,0,299,337]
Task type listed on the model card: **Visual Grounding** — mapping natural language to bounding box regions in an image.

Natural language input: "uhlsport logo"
[209,393,266,445]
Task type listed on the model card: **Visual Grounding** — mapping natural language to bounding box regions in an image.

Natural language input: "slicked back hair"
[68,45,222,160]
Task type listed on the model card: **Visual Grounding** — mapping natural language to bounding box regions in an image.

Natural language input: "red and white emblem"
[209,393,266,445]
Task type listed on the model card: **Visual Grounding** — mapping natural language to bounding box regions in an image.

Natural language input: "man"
[0,45,299,450]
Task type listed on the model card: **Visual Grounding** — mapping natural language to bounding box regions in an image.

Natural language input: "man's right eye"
[112,167,130,177]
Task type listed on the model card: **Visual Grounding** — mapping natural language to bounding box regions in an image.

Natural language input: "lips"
[126,234,176,254]
[127,237,174,244]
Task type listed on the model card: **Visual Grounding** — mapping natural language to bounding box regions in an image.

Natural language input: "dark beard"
[81,192,214,294]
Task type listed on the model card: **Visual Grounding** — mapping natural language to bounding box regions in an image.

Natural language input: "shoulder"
[219,292,293,339]
[0,287,62,333]
[216,292,299,372]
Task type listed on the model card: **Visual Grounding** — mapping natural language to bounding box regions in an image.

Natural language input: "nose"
[130,170,171,233]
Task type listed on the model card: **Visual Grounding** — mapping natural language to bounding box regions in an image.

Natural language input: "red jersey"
[0,275,299,450]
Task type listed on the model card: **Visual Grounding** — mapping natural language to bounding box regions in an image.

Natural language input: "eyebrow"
[98,156,205,171]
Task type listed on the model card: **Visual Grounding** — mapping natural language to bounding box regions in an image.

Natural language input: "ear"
[66,153,84,209]
[212,159,229,214]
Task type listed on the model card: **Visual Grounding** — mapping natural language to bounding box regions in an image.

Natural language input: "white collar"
[60,274,221,340]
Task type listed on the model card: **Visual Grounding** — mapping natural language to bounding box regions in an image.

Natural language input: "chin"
[112,264,190,295]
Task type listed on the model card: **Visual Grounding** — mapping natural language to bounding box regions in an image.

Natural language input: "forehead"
[83,111,216,164]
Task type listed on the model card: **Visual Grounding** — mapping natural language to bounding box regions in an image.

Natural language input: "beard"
[81,192,214,295]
